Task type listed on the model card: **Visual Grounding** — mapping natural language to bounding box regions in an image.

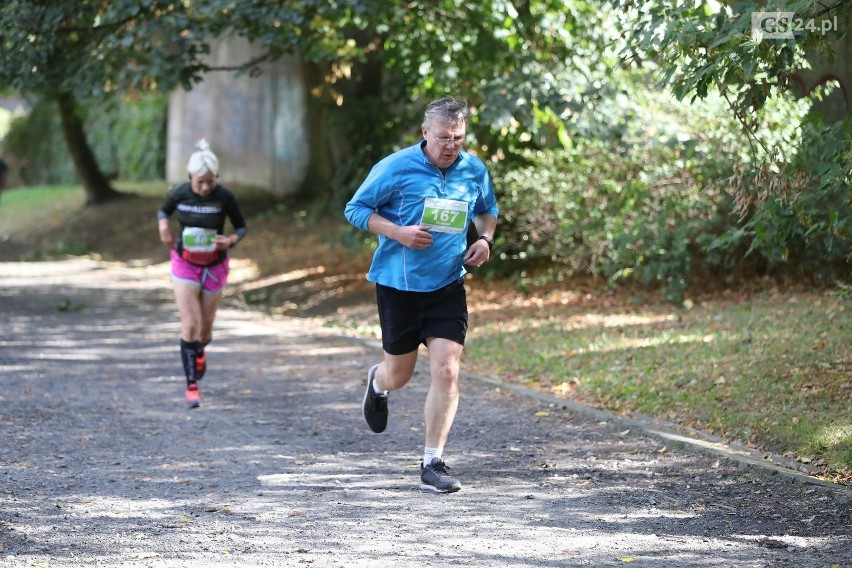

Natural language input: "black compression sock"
[180,339,204,384]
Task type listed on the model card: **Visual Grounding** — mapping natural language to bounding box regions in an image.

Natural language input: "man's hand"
[463,238,491,267]
[394,225,433,249]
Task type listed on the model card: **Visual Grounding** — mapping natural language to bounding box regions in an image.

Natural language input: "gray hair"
[422,97,470,129]
[186,138,219,177]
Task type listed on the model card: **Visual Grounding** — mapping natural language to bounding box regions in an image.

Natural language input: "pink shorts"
[170,249,229,294]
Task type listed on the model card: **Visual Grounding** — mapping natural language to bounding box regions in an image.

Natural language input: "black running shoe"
[420,458,462,493]
[362,364,388,433]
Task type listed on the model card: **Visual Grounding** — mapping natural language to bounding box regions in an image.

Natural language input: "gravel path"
[1,259,850,568]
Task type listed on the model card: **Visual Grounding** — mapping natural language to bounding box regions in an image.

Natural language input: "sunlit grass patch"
[465,292,852,478]
[818,424,852,452]
[0,185,85,235]
[0,182,166,261]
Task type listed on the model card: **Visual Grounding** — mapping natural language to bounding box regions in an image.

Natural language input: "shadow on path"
[0,260,850,567]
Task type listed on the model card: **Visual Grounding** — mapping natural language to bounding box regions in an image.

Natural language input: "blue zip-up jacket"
[344,141,499,292]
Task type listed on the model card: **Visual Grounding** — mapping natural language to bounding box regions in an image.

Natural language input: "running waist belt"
[180,249,221,266]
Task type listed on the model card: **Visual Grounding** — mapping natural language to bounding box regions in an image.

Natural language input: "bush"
[487,87,850,301]
[3,99,77,185]
[709,102,851,284]
[491,141,729,303]
[2,93,167,185]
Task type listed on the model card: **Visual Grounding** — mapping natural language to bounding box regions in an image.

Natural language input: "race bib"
[420,198,468,234]
[182,227,217,252]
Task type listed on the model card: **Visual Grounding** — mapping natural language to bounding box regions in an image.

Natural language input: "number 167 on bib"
[420,198,468,234]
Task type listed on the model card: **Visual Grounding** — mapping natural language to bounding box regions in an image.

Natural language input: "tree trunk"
[56,92,122,205]
[299,39,386,201]
[299,61,349,200]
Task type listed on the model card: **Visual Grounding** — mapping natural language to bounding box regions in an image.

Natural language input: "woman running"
[157,139,247,408]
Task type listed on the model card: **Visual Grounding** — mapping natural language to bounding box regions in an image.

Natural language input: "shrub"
[487,88,850,301]
[491,140,729,303]
[2,93,167,185]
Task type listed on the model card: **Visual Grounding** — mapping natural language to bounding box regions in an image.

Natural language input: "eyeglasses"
[431,132,466,147]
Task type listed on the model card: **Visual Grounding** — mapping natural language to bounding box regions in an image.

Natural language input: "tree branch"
[813,0,851,19]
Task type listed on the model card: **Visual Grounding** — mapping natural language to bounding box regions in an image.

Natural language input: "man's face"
[421,120,466,169]
[190,171,216,197]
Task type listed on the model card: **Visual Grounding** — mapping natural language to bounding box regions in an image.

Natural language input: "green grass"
[0,185,86,235]
[0,181,167,258]
[465,293,852,480]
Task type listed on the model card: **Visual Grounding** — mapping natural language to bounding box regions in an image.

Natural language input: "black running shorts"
[376,278,468,355]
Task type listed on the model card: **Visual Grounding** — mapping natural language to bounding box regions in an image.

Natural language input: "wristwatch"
[477,235,494,251]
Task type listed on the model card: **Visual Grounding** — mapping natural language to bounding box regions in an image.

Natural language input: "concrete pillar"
[167,36,309,195]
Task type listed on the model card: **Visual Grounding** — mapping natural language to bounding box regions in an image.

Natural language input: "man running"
[344,97,499,493]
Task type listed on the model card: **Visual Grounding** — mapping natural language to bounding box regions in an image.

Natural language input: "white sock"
[370,365,387,395]
[423,447,442,466]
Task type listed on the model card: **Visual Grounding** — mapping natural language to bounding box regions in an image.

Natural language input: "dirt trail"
[1,259,850,567]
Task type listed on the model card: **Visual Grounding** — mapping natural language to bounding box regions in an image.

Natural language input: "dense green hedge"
[487,114,850,302]
[489,144,729,303]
